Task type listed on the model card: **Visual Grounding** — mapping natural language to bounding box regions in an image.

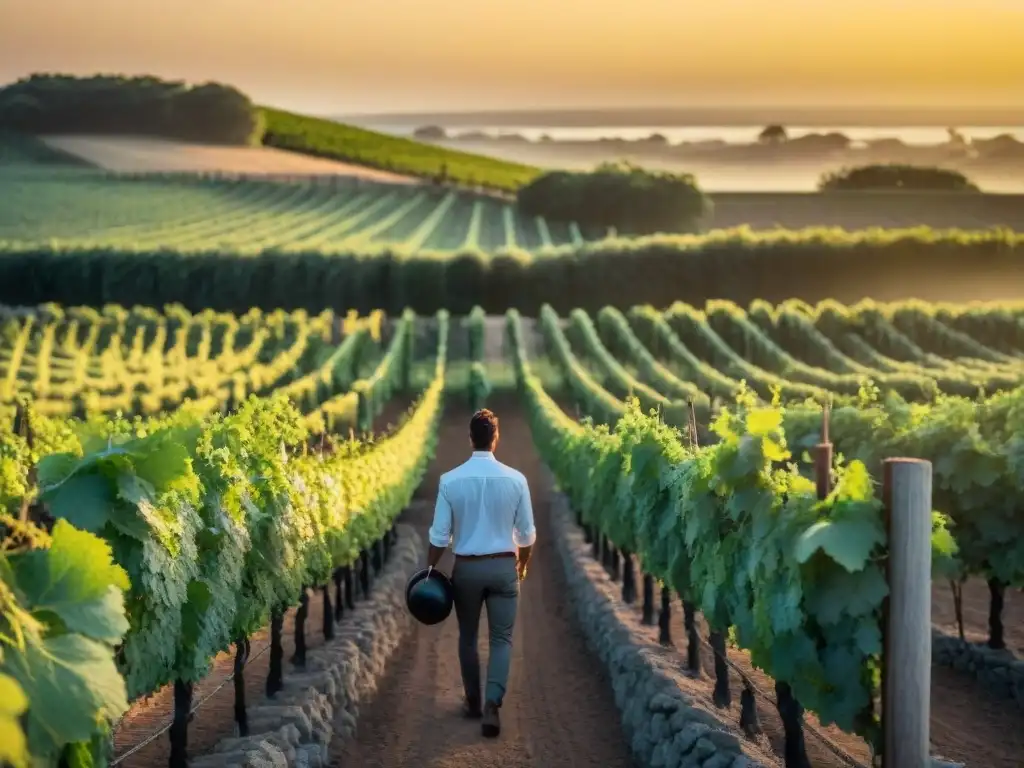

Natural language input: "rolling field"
[0,169,591,252]
[2,300,1022,768]
[41,135,419,181]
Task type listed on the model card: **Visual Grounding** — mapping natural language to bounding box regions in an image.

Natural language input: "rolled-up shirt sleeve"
[512,476,537,547]
[428,481,454,548]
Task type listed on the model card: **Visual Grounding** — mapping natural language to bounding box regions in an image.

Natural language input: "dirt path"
[333,395,634,768]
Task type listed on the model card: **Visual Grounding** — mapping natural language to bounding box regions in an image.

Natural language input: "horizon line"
[337,104,1024,117]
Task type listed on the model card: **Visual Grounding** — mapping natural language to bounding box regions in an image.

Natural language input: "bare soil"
[932,579,1023,657]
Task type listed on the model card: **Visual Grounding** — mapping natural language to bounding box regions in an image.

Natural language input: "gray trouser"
[452,555,519,706]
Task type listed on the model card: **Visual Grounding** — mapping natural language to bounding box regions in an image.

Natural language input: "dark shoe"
[481,701,500,738]
[463,697,482,719]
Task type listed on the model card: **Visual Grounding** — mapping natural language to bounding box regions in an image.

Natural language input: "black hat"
[405,567,454,625]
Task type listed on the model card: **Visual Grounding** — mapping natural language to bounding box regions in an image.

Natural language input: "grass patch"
[260,107,540,192]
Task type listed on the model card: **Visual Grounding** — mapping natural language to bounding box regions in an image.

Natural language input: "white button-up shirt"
[428,451,537,555]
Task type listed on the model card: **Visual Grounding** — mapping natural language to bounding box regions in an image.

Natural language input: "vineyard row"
[0,309,457,768]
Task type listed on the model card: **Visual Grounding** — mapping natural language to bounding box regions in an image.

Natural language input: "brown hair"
[469,409,499,450]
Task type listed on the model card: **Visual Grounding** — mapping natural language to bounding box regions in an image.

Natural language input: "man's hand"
[516,545,533,582]
[516,559,529,582]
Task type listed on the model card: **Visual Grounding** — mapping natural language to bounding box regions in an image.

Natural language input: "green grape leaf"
[35,453,80,489]
[930,512,961,580]
[43,474,114,532]
[794,517,884,572]
[180,580,213,650]
[853,620,882,656]
[805,566,888,625]
[6,633,128,762]
[132,434,194,492]
[0,673,28,768]
[63,739,98,768]
[13,520,130,643]
[820,643,872,730]
[746,408,782,437]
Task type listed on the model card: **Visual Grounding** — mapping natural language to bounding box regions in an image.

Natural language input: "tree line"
[0,74,263,145]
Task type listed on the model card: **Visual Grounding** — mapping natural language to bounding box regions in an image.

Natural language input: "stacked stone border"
[190,523,426,768]
[932,629,1024,711]
[547,486,776,768]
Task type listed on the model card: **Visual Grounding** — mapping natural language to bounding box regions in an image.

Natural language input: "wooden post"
[333,568,345,622]
[658,586,673,645]
[233,636,250,737]
[621,550,636,603]
[322,585,335,640]
[265,609,285,697]
[168,679,193,768]
[815,403,833,500]
[292,587,309,668]
[641,574,656,625]
[881,458,932,768]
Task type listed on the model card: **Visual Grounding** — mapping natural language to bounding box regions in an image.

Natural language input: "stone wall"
[932,629,1024,711]
[547,490,776,768]
[190,523,426,768]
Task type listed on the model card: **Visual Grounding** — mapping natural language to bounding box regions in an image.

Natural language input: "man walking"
[426,408,536,738]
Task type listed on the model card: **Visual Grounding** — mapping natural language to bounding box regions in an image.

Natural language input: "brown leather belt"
[455,551,516,560]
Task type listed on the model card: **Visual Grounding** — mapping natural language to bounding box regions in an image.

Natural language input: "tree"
[818,164,980,192]
[758,124,788,145]
[516,161,710,236]
[0,74,262,145]
[413,125,447,141]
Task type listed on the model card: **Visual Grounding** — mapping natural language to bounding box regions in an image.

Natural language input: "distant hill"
[260,108,539,193]
[0,73,542,192]
[339,105,1024,129]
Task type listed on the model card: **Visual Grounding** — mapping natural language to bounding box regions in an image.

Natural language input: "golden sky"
[1,0,1022,113]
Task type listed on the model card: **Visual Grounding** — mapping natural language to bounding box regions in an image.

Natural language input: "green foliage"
[0,172,581,257]
[0,516,131,767]
[37,424,204,698]
[507,309,960,746]
[463,307,490,411]
[820,164,980,192]
[344,310,414,433]
[595,306,707,406]
[4,227,1021,316]
[464,306,486,365]
[517,162,711,236]
[2,304,448,724]
[468,363,491,412]
[534,301,1024,645]
[0,304,342,421]
[261,108,539,192]
[0,74,263,145]
[780,389,1024,590]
